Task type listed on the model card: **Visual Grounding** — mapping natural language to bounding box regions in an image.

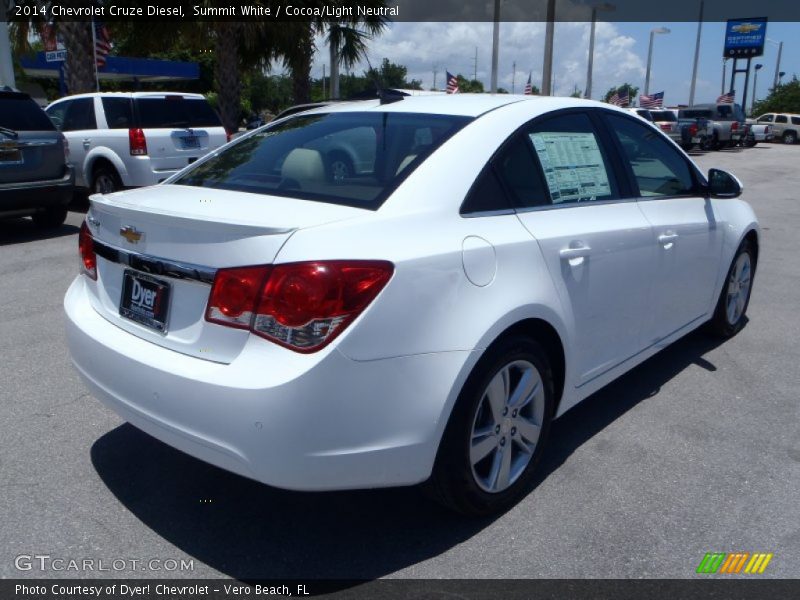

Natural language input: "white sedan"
[65,95,758,515]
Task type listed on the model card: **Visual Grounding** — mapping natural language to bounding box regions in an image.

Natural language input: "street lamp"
[752,64,763,112]
[644,27,670,96]
[585,2,616,100]
[766,39,783,90]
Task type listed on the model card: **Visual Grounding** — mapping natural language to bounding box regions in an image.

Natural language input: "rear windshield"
[680,109,712,119]
[134,97,222,129]
[172,111,472,209]
[0,94,56,131]
[649,110,677,122]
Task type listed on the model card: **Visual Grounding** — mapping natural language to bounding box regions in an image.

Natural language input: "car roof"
[292,94,628,119]
[47,92,207,105]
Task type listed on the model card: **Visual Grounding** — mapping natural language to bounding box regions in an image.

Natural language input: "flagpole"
[91,17,100,92]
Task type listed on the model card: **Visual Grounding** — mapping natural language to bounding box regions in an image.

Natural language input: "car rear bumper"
[64,275,470,491]
[0,167,74,215]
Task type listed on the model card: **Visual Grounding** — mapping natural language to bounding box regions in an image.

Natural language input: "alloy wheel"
[726,252,752,325]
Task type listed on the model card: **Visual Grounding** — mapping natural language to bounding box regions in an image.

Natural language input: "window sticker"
[529,132,611,203]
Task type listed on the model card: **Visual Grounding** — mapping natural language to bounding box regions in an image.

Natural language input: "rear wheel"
[427,335,554,515]
[783,131,797,145]
[708,240,756,337]
[92,165,121,194]
[32,206,67,229]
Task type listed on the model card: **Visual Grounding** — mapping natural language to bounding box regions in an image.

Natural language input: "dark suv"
[1,89,74,228]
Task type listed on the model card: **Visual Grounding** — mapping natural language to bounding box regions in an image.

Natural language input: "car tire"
[783,131,797,145]
[92,165,122,195]
[707,239,756,338]
[745,139,757,148]
[32,207,68,229]
[427,334,555,516]
[327,152,354,182]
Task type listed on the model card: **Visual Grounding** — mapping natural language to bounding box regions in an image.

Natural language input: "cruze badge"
[120,226,143,244]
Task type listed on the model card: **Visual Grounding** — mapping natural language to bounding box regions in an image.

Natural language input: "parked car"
[45,92,228,195]
[0,88,74,227]
[626,107,654,121]
[742,122,773,147]
[649,109,683,145]
[65,96,759,515]
[751,113,800,144]
[679,103,746,150]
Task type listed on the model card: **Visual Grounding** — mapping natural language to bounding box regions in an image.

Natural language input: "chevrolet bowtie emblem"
[120,226,143,244]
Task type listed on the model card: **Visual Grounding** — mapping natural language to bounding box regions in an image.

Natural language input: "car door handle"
[657,232,679,244]
[559,245,592,260]
[82,139,91,147]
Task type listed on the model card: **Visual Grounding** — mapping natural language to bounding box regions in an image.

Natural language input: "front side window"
[757,114,774,123]
[45,101,71,130]
[173,112,471,209]
[606,114,695,197]
[525,112,618,205]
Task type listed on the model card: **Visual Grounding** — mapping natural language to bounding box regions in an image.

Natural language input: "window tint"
[792,117,800,126]
[775,115,788,124]
[102,97,133,128]
[174,112,471,210]
[757,114,774,123]
[494,135,550,208]
[0,94,55,131]
[680,109,712,119]
[606,114,695,197]
[135,97,222,128]
[650,110,677,122]
[62,98,97,131]
[526,112,618,204]
[461,166,512,214]
[45,101,69,130]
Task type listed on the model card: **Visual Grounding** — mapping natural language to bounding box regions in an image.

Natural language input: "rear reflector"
[206,261,393,352]
[129,128,148,155]
[79,221,97,280]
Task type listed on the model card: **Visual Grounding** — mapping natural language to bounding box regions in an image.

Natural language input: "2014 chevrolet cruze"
[65,95,758,515]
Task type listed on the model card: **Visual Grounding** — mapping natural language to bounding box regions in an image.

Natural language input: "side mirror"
[707,168,743,199]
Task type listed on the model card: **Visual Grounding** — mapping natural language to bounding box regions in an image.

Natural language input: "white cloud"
[304,21,645,99]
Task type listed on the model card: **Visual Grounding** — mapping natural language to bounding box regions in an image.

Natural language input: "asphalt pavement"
[1,143,798,580]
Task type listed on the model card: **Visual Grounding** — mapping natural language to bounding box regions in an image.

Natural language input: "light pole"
[767,39,783,90]
[542,0,556,96]
[688,1,704,106]
[752,63,763,111]
[490,0,501,93]
[722,58,728,95]
[645,27,670,96]
[0,0,16,89]
[585,3,615,100]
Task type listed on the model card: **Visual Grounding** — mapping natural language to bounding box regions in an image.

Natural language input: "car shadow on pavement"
[90,329,728,581]
[0,217,79,246]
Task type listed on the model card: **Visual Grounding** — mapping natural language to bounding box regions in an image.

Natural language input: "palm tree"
[9,1,96,94]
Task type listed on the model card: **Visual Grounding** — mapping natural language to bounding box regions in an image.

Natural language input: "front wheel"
[708,240,756,337]
[427,335,554,515]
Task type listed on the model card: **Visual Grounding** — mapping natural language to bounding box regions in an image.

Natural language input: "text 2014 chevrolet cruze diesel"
[65,96,758,514]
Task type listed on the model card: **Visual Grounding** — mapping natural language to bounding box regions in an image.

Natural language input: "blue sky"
[310,21,798,108]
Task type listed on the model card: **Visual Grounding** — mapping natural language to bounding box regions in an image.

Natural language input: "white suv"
[45,92,228,194]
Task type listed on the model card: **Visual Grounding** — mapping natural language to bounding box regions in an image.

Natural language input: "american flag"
[717,90,735,104]
[94,22,112,68]
[639,91,664,109]
[524,72,533,95]
[446,71,459,94]
[609,90,629,107]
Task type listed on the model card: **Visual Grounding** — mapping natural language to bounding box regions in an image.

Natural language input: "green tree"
[364,58,422,90]
[455,74,484,93]
[751,77,800,116]
[604,83,639,105]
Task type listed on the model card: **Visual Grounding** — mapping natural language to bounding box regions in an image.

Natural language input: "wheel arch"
[85,148,128,187]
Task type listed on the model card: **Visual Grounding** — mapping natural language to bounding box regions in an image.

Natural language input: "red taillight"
[660,123,672,132]
[689,124,698,137]
[129,128,148,155]
[205,261,393,352]
[731,121,739,132]
[78,221,97,280]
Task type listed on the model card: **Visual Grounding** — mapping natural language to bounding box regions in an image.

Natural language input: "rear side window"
[62,98,97,131]
[0,94,55,131]
[526,112,618,205]
[792,117,800,125]
[775,115,788,124]
[461,166,512,215]
[135,97,222,128]
[102,97,133,128]
[494,135,550,208]
[173,112,471,209]
[606,114,695,197]
[680,109,712,119]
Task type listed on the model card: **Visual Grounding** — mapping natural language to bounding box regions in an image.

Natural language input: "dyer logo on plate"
[119,270,171,333]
